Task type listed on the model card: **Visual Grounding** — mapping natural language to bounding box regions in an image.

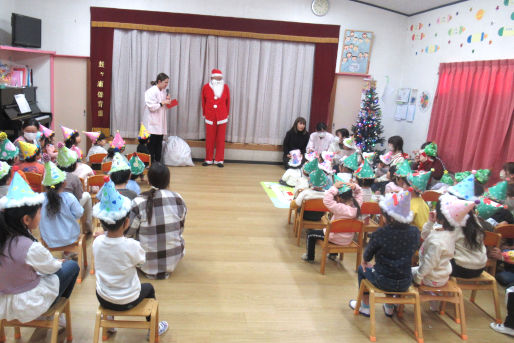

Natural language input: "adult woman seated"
[282,117,310,169]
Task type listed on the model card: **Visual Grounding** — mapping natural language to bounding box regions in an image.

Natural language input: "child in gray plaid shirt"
[127,162,187,279]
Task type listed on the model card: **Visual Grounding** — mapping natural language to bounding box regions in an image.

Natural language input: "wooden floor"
[10,163,512,342]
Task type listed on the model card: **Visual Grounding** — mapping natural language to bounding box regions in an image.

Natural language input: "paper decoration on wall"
[467,32,487,42]
[425,45,440,53]
[437,15,452,24]
[406,89,417,122]
[410,23,423,31]
[340,30,373,74]
[448,26,466,35]
[394,88,410,121]
[499,26,514,36]
[412,33,425,40]
[475,9,485,20]
[418,91,430,112]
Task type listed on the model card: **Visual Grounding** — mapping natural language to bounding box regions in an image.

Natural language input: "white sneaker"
[301,253,314,263]
[105,315,117,334]
[383,304,395,317]
[349,300,370,317]
[490,322,514,336]
[58,313,66,328]
[147,321,169,341]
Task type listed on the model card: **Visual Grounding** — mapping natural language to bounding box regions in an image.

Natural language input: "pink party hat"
[39,124,54,138]
[83,131,101,143]
[110,131,126,151]
[60,125,77,140]
[439,193,477,227]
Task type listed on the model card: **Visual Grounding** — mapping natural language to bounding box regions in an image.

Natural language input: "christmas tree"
[351,80,384,152]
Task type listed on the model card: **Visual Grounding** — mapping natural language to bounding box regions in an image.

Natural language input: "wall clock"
[312,0,329,16]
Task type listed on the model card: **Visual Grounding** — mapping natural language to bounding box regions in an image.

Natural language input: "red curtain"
[427,59,514,183]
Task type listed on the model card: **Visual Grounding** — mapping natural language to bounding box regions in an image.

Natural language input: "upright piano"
[0,86,52,140]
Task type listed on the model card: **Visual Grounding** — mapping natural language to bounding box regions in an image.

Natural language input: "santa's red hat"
[211,69,223,77]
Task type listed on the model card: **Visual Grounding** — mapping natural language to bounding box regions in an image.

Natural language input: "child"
[338,151,359,181]
[57,142,93,234]
[109,153,137,200]
[412,142,444,184]
[61,125,82,161]
[490,286,514,336]
[355,159,377,202]
[406,170,431,230]
[489,236,514,287]
[301,180,362,262]
[128,154,144,195]
[328,129,353,165]
[137,123,151,156]
[0,161,11,197]
[84,131,108,162]
[0,172,79,324]
[293,168,329,221]
[103,132,126,163]
[500,162,514,182]
[350,190,420,317]
[431,170,454,192]
[17,141,44,175]
[385,162,409,194]
[294,157,318,195]
[92,181,168,338]
[387,136,409,166]
[306,122,335,154]
[40,154,84,248]
[126,162,187,279]
[280,149,304,187]
[103,147,115,163]
[0,132,29,184]
[372,152,393,194]
[39,124,57,161]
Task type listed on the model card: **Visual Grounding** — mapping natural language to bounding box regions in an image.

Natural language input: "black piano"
[0,86,52,140]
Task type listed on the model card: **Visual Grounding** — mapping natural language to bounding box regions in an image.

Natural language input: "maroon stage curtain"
[90,7,339,135]
[427,59,514,183]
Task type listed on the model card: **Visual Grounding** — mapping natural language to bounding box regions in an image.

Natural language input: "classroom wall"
[394,0,514,154]
[0,0,15,45]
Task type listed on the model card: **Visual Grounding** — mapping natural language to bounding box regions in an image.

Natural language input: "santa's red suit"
[202,69,230,164]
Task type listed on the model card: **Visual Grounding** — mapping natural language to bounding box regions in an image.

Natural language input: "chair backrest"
[87,175,107,190]
[101,161,112,174]
[422,190,442,203]
[483,231,501,248]
[24,172,43,193]
[135,152,151,164]
[79,177,85,190]
[303,198,328,212]
[496,224,514,240]
[327,219,363,234]
[361,202,380,215]
[89,153,107,164]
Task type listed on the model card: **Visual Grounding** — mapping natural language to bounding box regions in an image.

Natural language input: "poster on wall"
[339,30,373,74]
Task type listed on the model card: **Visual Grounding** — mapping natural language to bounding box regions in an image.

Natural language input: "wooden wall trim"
[122,138,282,152]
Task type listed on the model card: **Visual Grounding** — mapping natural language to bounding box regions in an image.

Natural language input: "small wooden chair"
[0,297,72,343]
[496,224,514,239]
[24,171,43,193]
[42,234,88,284]
[361,202,383,243]
[421,190,442,203]
[454,231,502,324]
[418,280,467,340]
[317,219,363,274]
[87,175,107,205]
[89,153,107,171]
[101,161,112,174]
[295,198,329,246]
[93,299,160,343]
[354,279,423,343]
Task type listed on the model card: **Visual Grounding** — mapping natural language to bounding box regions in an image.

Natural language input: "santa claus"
[201,69,230,167]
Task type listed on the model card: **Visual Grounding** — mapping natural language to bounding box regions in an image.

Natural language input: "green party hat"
[395,159,412,177]
[407,170,432,192]
[424,142,437,157]
[355,159,375,179]
[337,183,352,195]
[484,181,507,203]
[303,158,319,175]
[129,154,145,176]
[440,170,454,186]
[0,132,19,161]
[475,169,490,184]
[309,169,329,189]
[343,152,359,171]
[476,197,505,219]
[56,142,78,168]
[42,154,66,187]
[109,152,131,174]
[454,171,471,183]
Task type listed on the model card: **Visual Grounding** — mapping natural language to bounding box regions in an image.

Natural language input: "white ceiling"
[349,0,468,16]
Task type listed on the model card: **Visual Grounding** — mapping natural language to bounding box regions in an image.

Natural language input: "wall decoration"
[418,91,430,112]
[498,26,514,36]
[425,45,440,53]
[467,32,487,42]
[406,89,418,122]
[410,23,423,31]
[437,15,452,24]
[448,26,466,35]
[475,9,485,20]
[412,33,425,40]
[339,30,373,74]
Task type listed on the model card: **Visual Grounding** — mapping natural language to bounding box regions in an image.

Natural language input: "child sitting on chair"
[108,153,138,200]
[337,151,359,182]
[293,168,329,221]
[61,125,83,161]
[280,149,304,187]
[137,123,151,157]
[39,124,57,162]
[84,131,108,162]
[406,170,431,230]
[92,181,168,338]
[355,160,378,203]
[127,154,144,195]
[17,141,44,175]
[350,190,420,317]
[301,179,362,262]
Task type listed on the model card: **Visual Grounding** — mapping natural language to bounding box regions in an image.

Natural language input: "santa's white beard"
[210,80,224,98]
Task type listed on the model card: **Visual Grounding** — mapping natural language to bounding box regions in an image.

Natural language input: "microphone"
[166,89,169,96]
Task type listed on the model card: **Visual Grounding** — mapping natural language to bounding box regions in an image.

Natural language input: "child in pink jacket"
[302,180,363,262]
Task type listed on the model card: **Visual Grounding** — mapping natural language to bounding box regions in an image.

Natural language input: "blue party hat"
[92,180,132,224]
[448,173,476,201]
[0,172,44,209]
